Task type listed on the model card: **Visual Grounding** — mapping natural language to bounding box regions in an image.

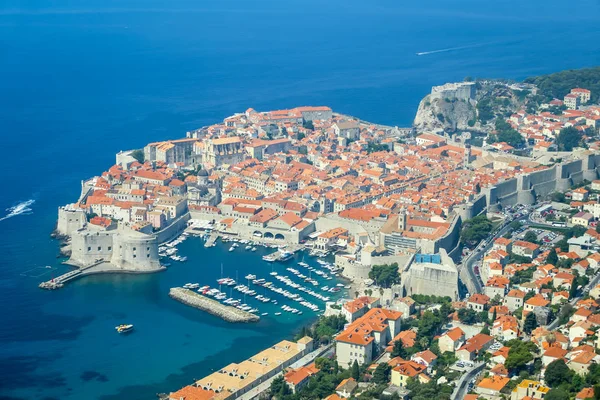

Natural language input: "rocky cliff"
[414,81,530,134]
[413,96,476,133]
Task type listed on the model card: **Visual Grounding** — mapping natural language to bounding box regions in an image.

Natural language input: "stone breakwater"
[169,287,260,323]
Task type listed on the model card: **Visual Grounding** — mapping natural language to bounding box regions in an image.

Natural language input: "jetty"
[169,287,260,323]
[204,233,219,247]
[38,260,105,290]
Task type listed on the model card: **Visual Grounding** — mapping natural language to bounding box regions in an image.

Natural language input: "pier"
[204,232,219,247]
[38,260,105,290]
[169,287,260,323]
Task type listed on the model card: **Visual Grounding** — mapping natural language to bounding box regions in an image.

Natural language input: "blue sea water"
[0,0,599,398]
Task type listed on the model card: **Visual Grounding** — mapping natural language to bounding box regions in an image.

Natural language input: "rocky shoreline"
[169,287,260,323]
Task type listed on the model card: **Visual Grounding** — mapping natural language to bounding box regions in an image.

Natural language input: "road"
[460,214,530,295]
[451,362,484,400]
[547,272,600,331]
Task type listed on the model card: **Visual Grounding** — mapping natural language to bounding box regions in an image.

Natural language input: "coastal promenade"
[169,287,260,323]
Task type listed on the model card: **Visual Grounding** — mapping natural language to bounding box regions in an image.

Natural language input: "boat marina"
[163,232,349,319]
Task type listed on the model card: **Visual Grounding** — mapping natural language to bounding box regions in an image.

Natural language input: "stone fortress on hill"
[52,89,600,295]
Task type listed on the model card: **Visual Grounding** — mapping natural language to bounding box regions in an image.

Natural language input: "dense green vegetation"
[545,359,574,388]
[547,248,558,265]
[461,214,493,244]
[367,142,389,153]
[524,67,600,103]
[556,126,583,151]
[537,360,600,399]
[369,263,400,288]
[392,307,452,359]
[487,118,525,148]
[371,363,391,384]
[510,267,534,285]
[411,294,453,305]
[457,308,488,324]
[405,379,454,400]
[523,312,538,334]
[303,120,314,130]
[130,149,144,163]
[269,356,352,400]
[476,98,494,123]
[505,339,538,373]
[523,231,538,244]
[295,314,347,344]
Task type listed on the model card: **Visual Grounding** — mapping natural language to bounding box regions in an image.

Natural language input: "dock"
[169,287,260,323]
[39,260,105,290]
[204,232,219,247]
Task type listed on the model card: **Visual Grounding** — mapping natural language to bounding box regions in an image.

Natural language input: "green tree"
[369,263,400,288]
[545,359,574,388]
[523,312,538,334]
[524,231,538,244]
[312,314,347,343]
[556,126,582,151]
[505,340,538,372]
[417,310,444,341]
[130,149,144,163]
[490,118,525,148]
[545,387,570,400]
[477,98,494,123]
[551,191,567,203]
[351,360,360,381]
[461,214,493,243]
[391,340,407,359]
[372,363,391,384]
[314,356,336,373]
[510,220,523,230]
[303,120,314,130]
[269,375,291,397]
[524,67,600,103]
[457,308,478,324]
[547,248,558,265]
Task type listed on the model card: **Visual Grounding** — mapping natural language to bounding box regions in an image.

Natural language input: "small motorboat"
[115,324,134,334]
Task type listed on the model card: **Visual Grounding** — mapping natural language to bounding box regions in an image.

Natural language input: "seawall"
[169,288,260,323]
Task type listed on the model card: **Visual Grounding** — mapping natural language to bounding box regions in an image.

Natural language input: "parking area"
[487,341,503,353]
[451,360,475,372]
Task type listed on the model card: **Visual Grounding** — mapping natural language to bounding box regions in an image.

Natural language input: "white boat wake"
[416,43,485,56]
[0,199,35,222]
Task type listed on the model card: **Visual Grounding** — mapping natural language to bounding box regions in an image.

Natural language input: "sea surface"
[1,0,599,398]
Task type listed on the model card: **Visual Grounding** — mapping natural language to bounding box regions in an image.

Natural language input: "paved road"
[451,362,484,400]
[460,215,530,295]
[547,272,600,331]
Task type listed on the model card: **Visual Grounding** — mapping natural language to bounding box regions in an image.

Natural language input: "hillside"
[524,66,600,103]
[414,81,529,133]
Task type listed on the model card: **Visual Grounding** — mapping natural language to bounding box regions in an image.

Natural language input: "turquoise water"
[1,0,599,398]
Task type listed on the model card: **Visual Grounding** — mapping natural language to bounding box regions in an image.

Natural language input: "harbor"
[161,227,349,320]
[169,287,259,323]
